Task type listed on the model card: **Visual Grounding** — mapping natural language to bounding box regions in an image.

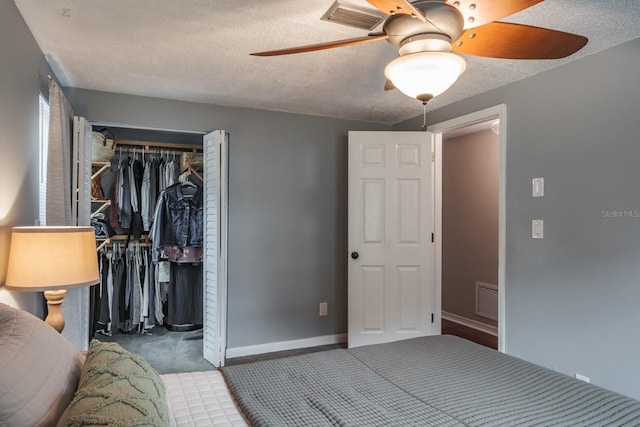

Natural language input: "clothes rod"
[117,139,202,152]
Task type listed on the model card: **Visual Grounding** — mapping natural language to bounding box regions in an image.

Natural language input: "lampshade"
[5,226,98,291]
[385,51,467,101]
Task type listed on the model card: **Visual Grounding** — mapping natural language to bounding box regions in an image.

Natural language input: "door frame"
[428,104,507,352]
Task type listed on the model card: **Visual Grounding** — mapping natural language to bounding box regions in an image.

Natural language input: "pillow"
[0,302,84,427]
[57,340,170,426]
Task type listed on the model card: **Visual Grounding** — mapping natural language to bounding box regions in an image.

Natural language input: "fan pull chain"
[421,100,428,132]
[417,94,432,132]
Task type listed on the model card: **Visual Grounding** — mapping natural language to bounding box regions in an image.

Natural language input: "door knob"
[351,251,359,260]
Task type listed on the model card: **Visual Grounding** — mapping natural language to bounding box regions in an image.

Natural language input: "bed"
[220,336,640,426]
[2,302,640,426]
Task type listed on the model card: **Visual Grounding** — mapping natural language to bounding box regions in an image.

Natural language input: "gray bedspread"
[221,335,640,426]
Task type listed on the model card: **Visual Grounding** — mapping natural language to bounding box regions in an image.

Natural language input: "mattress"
[221,335,640,426]
[161,370,247,427]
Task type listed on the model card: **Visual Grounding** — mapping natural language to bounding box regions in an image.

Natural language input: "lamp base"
[44,289,67,333]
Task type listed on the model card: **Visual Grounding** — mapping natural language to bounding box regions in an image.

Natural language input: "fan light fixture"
[385,51,467,102]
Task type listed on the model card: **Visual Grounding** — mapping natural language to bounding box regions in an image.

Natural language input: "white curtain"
[46,79,89,349]
[46,79,73,225]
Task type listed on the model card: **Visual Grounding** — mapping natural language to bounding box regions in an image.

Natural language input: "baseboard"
[442,311,498,337]
[225,333,347,359]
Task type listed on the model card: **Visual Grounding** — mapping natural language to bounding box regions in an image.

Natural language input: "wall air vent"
[475,281,498,321]
[320,1,386,31]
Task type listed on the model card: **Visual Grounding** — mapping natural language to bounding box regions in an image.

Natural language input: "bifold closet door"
[203,130,228,367]
[69,115,93,350]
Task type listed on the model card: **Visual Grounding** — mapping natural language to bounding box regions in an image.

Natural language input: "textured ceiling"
[14,0,640,124]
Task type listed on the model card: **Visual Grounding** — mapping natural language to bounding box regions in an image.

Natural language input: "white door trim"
[429,104,507,353]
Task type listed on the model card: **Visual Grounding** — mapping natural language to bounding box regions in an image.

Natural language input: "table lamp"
[4,226,99,333]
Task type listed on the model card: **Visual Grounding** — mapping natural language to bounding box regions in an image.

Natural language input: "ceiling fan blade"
[367,0,426,22]
[445,0,544,29]
[250,34,388,57]
[384,79,395,91]
[452,22,588,59]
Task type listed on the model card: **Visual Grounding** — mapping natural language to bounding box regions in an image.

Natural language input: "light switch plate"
[532,177,544,197]
[532,220,544,239]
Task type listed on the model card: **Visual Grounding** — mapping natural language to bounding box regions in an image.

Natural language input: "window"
[38,94,50,225]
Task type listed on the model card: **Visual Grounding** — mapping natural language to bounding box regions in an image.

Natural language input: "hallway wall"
[442,129,499,327]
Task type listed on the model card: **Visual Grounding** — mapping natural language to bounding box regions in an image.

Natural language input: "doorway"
[430,105,507,352]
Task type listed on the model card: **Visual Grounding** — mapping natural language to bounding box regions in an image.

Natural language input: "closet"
[71,116,229,366]
[73,123,227,365]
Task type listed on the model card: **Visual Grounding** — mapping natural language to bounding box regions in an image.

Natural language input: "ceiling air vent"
[320,1,386,31]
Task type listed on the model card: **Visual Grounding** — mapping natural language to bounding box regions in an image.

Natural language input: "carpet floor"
[96,326,346,373]
[95,326,215,374]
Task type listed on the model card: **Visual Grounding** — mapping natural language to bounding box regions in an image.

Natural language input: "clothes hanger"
[180,177,197,188]
[190,167,203,182]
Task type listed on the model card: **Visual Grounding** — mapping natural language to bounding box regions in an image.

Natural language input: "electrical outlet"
[575,373,590,383]
[319,302,328,317]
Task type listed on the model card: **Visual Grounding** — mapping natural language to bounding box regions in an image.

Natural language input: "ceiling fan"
[251,0,588,103]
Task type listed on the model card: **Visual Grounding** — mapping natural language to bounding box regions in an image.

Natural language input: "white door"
[203,130,228,366]
[348,131,436,348]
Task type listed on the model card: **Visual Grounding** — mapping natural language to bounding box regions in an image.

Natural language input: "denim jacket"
[149,183,203,261]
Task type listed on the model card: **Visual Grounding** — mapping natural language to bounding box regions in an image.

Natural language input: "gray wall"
[442,129,499,327]
[64,88,389,348]
[0,1,54,315]
[396,37,640,400]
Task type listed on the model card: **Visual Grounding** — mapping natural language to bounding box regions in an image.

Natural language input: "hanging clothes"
[108,163,121,230]
[92,251,110,336]
[90,144,204,339]
[129,158,144,240]
[150,181,204,331]
[167,263,203,331]
[92,242,160,337]
[118,157,132,230]
[149,182,203,256]
[165,159,177,189]
[111,244,125,332]
[148,158,159,231]
[141,159,152,232]
[111,151,181,238]
[97,251,111,329]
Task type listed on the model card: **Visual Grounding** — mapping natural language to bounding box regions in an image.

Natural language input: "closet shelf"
[113,234,148,240]
[90,200,111,218]
[96,239,110,252]
[108,234,151,243]
[91,162,111,180]
[96,234,152,248]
